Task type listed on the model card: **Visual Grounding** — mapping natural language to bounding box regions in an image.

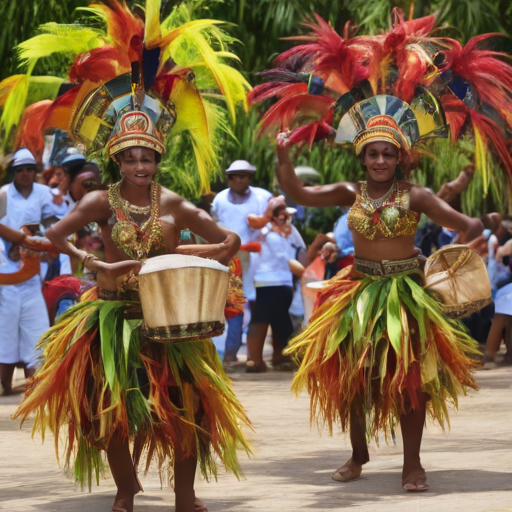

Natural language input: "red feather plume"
[443,34,512,129]
[69,46,130,84]
[258,91,334,134]
[277,14,367,94]
[440,95,468,141]
[248,82,309,105]
[16,101,53,162]
[15,87,81,162]
[470,109,512,177]
[90,1,144,62]
[287,112,336,147]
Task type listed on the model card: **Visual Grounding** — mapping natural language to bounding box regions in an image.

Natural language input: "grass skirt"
[14,288,251,488]
[285,266,480,442]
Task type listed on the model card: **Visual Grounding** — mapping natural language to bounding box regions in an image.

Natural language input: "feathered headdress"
[249,8,512,183]
[0,0,251,193]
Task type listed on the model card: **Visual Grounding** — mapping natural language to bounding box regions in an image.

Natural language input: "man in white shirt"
[0,148,67,395]
[46,151,100,277]
[211,160,272,362]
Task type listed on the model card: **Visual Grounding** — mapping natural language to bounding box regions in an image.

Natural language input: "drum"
[138,254,230,342]
[424,245,492,319]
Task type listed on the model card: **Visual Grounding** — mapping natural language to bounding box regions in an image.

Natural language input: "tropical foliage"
[1,0,512,219]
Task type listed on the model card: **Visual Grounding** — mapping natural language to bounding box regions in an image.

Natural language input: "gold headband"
[353,127,408,155]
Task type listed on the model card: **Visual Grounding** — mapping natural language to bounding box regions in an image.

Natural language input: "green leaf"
[354,279,384,342]
[386,279,402,355]
[397,278,426,354]
[99,301,123,390]
[123,319,142,372]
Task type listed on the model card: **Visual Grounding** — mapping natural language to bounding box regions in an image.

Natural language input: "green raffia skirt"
[14,287,252,488]
[285,266,480,441]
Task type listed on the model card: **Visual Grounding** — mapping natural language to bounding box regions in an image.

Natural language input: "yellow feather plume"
[162,22,251,122]
[169,76,217,193]
[0,75,24,108]
[144,0,162,49]
[473,123,490,196]
[17,24,103,69]
[0,75,64,146]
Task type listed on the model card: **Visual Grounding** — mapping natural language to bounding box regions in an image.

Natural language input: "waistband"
[354,256,420,276]
[98,288,140,302]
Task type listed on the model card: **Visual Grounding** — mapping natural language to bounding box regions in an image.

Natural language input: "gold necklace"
[108,181,164,259]
[362,179,397,210]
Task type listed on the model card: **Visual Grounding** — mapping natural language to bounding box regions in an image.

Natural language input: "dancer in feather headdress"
[249,8,509,492]
[1,2,251,511]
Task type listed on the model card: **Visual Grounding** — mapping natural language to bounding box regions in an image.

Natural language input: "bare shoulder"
[78,190,111,217]
[407,183,440,214]
[159,186,187,215]
[406,182,433,200]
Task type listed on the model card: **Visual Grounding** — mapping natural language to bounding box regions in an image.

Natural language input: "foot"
[482,351,497,369]
[402,468,429,492]
[195,498,208,511]
[483,360,498,370]
[500,354,512,366]
[111,493,134,512]
[271,355,296,371]
[272,361,296,371]
[222,358,238,373]
[0,384,12,396]
[332,457,363,482]
[176,494,208,512]
[245,360,268,373]
[111,480,141,512]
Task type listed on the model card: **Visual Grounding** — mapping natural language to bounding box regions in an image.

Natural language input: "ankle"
[0,383,12,395]
[175,491,196,512]
[403,458,423,473]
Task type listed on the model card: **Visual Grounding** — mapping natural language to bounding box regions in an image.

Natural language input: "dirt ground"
[1,366,511,512]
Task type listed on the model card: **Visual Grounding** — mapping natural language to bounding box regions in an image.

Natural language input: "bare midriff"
[351,231,420,263]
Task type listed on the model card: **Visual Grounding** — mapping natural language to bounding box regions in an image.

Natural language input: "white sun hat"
[226,160,257,174]
[12,148,36,167]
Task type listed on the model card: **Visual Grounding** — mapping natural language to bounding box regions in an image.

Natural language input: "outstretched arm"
[276,140,357,208]
[45,191,106,262]
[411,186,483,243]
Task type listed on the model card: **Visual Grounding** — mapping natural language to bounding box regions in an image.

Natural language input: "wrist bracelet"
[81,253,97,264]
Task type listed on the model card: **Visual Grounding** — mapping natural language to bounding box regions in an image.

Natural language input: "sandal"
[403,473,429,492]
[272,361,296,372]
[195,498,209,511]
[403,481,429,492]
[332,465,362,482]
[245,360,268,373]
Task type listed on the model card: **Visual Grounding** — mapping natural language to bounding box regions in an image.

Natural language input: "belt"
[98,287,140,303]
[354,256,420,276]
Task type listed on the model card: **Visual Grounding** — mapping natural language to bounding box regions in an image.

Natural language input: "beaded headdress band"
[335,95,444,154]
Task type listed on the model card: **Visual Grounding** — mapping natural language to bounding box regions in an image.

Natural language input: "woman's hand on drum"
[83,256,142,277]
[176,243,230,265]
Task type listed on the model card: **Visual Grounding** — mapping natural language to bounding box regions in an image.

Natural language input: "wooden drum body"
[138,254,230,342]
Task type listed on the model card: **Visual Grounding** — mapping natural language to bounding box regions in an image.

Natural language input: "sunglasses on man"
[227,173,251,180]
[14,166,37,173]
